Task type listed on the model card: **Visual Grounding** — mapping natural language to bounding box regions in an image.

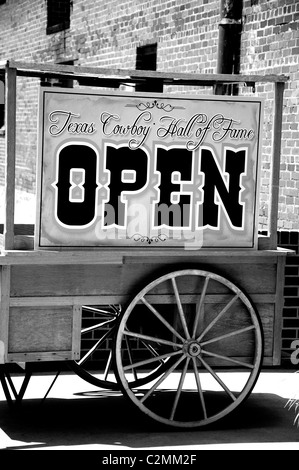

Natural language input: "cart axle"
[184,341,202,358]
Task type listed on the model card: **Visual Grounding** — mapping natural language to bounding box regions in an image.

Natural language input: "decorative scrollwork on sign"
[126,100,185,113]
[130,233,169,244]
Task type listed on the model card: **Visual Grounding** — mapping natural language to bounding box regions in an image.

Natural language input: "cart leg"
[0,364,64,407]
[0,364,33,407]
[40,370,61,404]
[0,365,14,407]
[16,367,33,404]
[4,369,19,400]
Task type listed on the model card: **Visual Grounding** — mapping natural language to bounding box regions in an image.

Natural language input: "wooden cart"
[0,60,291,427]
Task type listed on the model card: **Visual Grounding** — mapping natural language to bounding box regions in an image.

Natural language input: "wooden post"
[4,63,17,251]
[268,82,285,250]
[0,266,10,364]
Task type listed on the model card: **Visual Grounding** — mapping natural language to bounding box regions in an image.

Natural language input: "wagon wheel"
[70,304,173,390]
[114,269,263,427]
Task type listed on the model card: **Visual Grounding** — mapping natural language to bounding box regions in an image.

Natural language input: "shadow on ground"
[0,390,298,450]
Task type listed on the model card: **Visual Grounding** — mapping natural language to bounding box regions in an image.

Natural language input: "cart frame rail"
[0,59,288,252]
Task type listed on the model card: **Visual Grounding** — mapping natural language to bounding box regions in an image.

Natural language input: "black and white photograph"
[0,0,299,453]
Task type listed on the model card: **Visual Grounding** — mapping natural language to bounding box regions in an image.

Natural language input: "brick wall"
[276,231,299,367]
[0,0,298,230]
[0,0,220,192]
[242,0,299,231]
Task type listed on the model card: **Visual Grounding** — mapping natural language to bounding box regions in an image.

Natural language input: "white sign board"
[36,89,263,250]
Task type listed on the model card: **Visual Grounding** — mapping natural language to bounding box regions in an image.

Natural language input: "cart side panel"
[6,305,81,363]
[9,261,277,298]
[7,254,285,365]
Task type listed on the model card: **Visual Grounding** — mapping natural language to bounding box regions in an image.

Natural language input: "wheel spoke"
[200,325,255,347]
[197,356,237,402]
[81,318,115,335]
[82,305,118,317]
[192,276,209,338]
[78,326,116,366]
[110,304,122,315]
[192,357,207,419]
[103,350,113,380]
[123,349,182,371]
[140,340,166,365]
[171,277,190,339]
[124,335,138,381]
[140,354,186,403]
[201,349,255,369]
[123,330,184,349]
[170,357,190,420]
[196,294,239,342]
[141,296,185,342]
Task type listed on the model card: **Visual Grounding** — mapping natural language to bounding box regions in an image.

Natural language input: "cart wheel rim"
[70,304,121,390]
[114,269,263,428]
[70,304,175,390]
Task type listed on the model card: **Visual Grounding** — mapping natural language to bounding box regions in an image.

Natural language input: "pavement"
[0,368,299,451]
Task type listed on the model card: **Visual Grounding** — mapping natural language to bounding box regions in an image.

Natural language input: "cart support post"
[4,62,17,251]
[0,265,10,364]
[268,81,285,250]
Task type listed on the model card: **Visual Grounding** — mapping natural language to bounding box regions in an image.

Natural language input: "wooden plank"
[8,293,276,307]
[7,351,75,362]
[0,266,10,363]
[0,247,289,264]
[193,302,273,358]
[9,262,278,297]
[268,82,285,250]
[3,59,289,83]
[72,305,82,361]
[9,295,129,307]
[0,225,34,250]
[258,236,272,250]
[122,249,290,262]
[7,305,81,363]
[0,250,124,265]
[206,357,274,366]
[123,253,280,265]
[3,64,17,250]
[1,235,33,250]
[0,248,290,266]
[8,306,74,353]
[11,235,34,250]
[0,224,34,235]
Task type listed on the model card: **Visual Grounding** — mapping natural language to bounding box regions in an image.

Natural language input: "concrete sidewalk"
[0,369,299,450]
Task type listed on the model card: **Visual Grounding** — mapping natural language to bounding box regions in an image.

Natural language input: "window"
[47,0,71,35]
[40,60,74,88]
[135,43,163,92]
[136,44,158,72]
[0,79,4,133]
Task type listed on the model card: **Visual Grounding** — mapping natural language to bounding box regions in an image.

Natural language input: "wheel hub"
[184,340,202,357]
